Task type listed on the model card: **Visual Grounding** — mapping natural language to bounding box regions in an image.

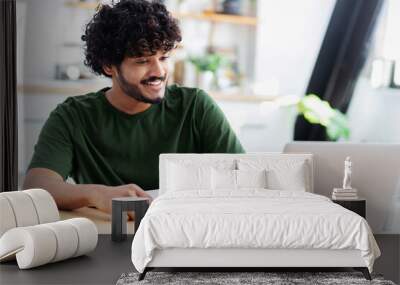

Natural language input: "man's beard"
[116,66,166,104]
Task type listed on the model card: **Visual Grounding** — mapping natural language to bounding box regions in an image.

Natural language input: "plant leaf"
[297,94,350,140]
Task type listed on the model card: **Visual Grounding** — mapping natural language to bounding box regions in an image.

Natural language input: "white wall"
[346,0,400,143]
[347,78,400,142]
[219,101,297,152]
[21,0,91,80]
[17,1,27,182]
[254,0,335,96]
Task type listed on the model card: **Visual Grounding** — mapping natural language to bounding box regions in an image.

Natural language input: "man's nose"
[149,60,165,77]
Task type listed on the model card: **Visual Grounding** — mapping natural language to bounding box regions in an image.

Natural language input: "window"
[347,0,400,143]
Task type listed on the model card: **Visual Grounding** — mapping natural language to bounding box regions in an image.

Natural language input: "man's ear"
[103,65,114,77]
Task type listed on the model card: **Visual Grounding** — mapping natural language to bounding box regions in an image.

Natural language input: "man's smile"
[141,77,166,92]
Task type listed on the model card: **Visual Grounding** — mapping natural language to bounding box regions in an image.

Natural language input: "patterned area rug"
[116,271,396,285]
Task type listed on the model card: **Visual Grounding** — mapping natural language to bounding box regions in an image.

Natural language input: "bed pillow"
[211,169,268,190]
[166,162,212,191]
[164,158,236,193]
[237,158,308,191]
[267,161,307,191]
[211,168,237,190]
[236,169,268,189]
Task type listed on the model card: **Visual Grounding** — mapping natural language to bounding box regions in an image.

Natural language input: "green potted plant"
[296,94,350,141]
[188,53,228,90]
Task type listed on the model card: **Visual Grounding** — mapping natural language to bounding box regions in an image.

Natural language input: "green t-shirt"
[28,84,245,190]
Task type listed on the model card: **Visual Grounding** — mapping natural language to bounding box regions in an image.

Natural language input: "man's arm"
[23,168,152,214]
[24,103,151,214]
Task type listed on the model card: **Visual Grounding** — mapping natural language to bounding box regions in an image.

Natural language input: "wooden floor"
[0,235,398,285]
[374,234,400,283]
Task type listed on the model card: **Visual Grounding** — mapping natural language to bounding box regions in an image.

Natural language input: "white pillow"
[166,162,212,191]
[267,161,306,191]
[237,158,308,191]
[236,169,268,189]
[211,168,237,190]
[211,169,268,190]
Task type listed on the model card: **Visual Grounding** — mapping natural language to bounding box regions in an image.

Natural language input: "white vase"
[197,71,214,91]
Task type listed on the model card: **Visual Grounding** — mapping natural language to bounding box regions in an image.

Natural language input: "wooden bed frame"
[138,248,371,280]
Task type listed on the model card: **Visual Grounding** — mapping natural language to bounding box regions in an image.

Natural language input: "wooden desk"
[59,207,135,234]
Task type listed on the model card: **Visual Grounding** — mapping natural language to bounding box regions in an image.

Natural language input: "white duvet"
[131,190,380,273]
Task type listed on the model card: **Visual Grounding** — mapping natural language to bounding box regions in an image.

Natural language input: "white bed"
[131,154,380,280]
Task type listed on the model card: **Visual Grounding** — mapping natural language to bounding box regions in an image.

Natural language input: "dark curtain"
[0,0,18,192]
[294,0,384,141]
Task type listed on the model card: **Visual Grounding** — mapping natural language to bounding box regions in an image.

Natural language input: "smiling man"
[23,0,244,215]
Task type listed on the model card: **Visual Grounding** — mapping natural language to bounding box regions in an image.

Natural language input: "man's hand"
[89,184,153,219]
[23,168,153,220]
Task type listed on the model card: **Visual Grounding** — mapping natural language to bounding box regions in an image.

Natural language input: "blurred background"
[15,0,400,187]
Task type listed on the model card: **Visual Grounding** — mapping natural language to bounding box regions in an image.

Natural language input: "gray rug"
[116,271,396,285]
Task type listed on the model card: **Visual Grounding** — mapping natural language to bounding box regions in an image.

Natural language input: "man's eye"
[135,60,148,64]
[160,56,170,61]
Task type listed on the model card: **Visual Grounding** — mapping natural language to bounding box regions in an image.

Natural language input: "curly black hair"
[81,0,182,78]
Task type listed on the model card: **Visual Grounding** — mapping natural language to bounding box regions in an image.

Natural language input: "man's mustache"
[141,76,166,84]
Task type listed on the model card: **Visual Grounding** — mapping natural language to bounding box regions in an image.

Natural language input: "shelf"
[64,2,257,26]
[17,80,277,103]
[17,79,111,96]
[210,91,277,102]
[173,12,257,26]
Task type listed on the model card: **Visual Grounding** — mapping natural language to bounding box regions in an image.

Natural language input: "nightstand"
[332,198,366,218]
[111,197,150,242]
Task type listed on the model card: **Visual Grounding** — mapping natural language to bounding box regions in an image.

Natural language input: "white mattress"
[131,190,380,273]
